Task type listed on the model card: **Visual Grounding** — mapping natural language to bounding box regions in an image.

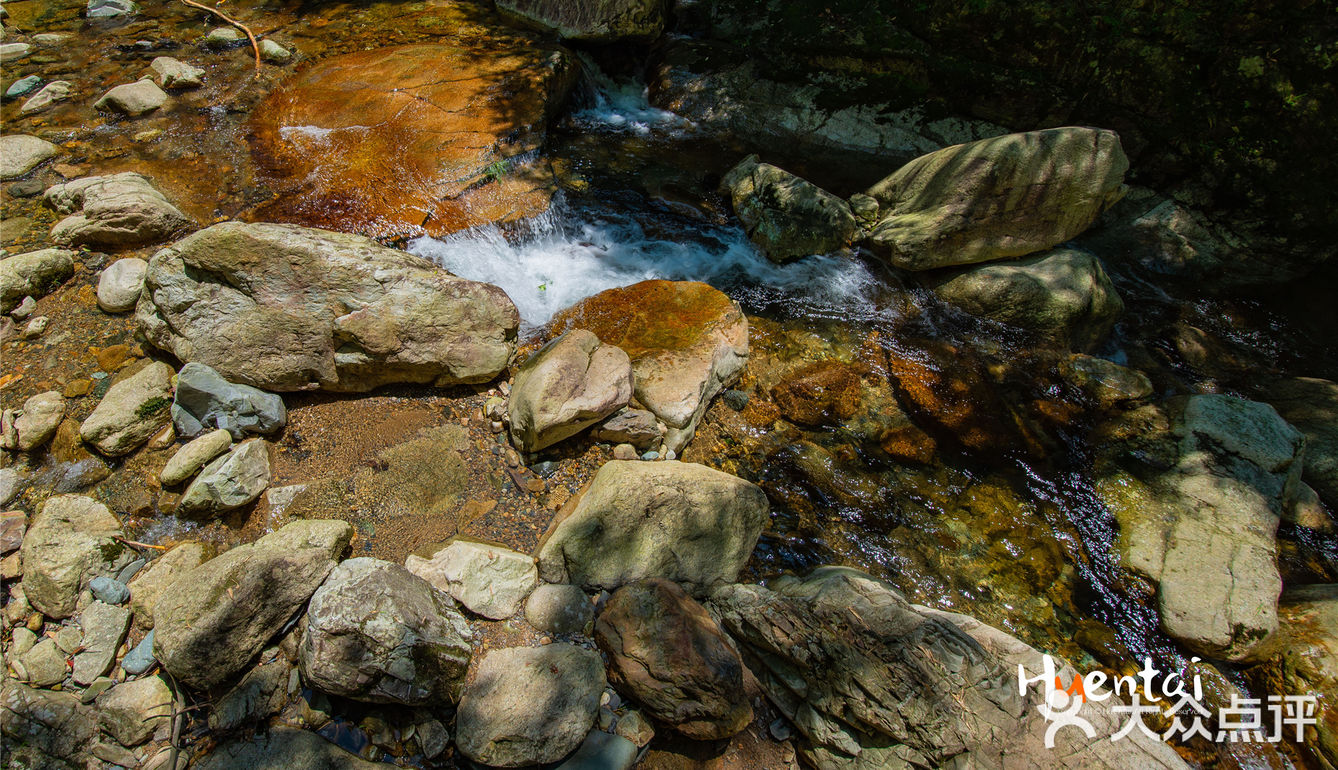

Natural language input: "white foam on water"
[278,124,370,142]
[407,203,891,327]
[567,58,692,136]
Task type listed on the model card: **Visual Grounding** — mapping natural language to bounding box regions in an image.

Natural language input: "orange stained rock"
[550,280,743,360]
[250,41,576,239]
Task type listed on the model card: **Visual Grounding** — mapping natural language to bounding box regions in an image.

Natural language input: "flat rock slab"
[137,222,519,392]
[72,601,131,685]
[406,539,538,620]
[250,40,576,238]
[551,280,748,452]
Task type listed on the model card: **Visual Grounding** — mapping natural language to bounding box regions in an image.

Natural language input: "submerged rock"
[924,247,1125,351]
[93,79,167,117]
[301,557,472,705]
[0,247,74,313]
[497,0,664,42]
[45,173,190,249]
[78,360,174,457]
[595,579,752,740]
[148,56,203,89]
[19,495,133,618]
[864,127,1128,270]
[551,280,748,452]
[137,222,519,392]
[1253,584,1337,769]
[508,329,633,452]
[405,539,537,620]
[250,41,576,238]
[0,135,60,179]
[1,390,65,452]
[172,362,286,440]
[1098,395,1304,661]
[721,154,858,263]
[709,566,1186,769]
[20,81,72,115]
[536,460,768,595]
[455,644,606,767]
[153,519,352,690]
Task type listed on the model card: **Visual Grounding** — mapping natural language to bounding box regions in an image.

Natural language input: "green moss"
[136,396,171,420]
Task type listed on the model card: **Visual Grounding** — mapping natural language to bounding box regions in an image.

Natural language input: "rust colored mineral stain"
[249,42,575,239]
[550,280,737,359]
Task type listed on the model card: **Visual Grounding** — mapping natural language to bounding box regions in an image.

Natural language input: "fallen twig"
[180,0,262,76]
[115,536,168,551]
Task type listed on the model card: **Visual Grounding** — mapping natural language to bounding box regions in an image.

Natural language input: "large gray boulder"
[864,127,1128,270]
[300,557,472,705]
[78,360,175,456]
[0,681,98,768]
[19,495,134,618]
[153,519,352,690]
[595,579,751,740]
[536,460,768,595]
[709,567,1186,770]
[0,135,60,179]
[177,439,271,516]
[508,329,632,452]
[1,390,65,452]
[1266,376,1338,510]
[721,154,858,263]
[172,362,286,440]
[137,222,519,392]
[45,173,190,249]
[924,247,1125,351]
[0,248,75,313]
[496,0,664,42]
[196,728,382,770]
[455,644,606,767]
[1097,395,1304,661]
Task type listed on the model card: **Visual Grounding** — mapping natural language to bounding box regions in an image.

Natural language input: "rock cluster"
[46,172,190,249]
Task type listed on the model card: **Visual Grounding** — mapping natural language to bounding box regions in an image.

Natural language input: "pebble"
[205,27,243,47]
[5,75,41,98]
[640,450,659,461]
[769,717,794,741]
[664,449,676,461]
[722,389,749,411]
[504,449,520,468]
[121,630,156,675]
[22,316,48,338]
[89,576,130,605]
[613,443,637,460]
[533,460,559,477]
[259,39,291,63]
[10,295,35,319]
[490,420,504,433]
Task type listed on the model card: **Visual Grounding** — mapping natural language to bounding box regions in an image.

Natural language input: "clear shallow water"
[409,199,893,327]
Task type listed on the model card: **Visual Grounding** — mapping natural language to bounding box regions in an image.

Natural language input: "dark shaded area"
[672,0,1337,252]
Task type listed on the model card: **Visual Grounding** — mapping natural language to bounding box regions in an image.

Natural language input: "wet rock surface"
[250,40,576,238]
